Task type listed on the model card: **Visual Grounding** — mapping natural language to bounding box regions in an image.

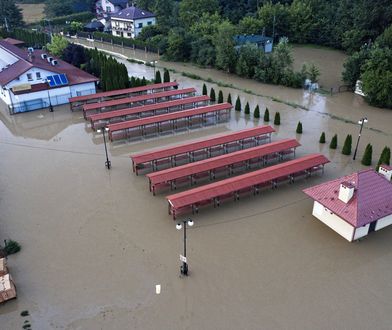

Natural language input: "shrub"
[163,68,170,82]
[235,96,241,111]
[319,132,326,143]
[342,134,353,155]
[264,108,270,122]
[4,240,21,255]
[210,87,216,102]
[244,102,250,115]
[254,105,260,118]
[227,93,232,104]
[155,70,162,83]
[330,134,338,149]
[361,143,373,166]
[218,90,224,103]
[376,146,391,170]
[20,311,29,317]
[202,83,207,96]
[274,112,281,125]
[296,121,303,134]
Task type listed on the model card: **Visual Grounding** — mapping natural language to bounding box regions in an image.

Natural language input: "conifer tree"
[210,87,216,102]
[141,76,147,86]
[264,108,270,122]
[155,70,162,83]
[330,134,338,149]
[319,132,326,143]
[163,68,170,83]
[296,121,303,134]
[218,90,224,103]
[254,105,260,118]
[361,143,373,166]
[274,112,280,125]
[227,93,232,104]
[235,96,241,111]
[202,83,207,96]
[342,134,352,155]
[376,146,391,170]
[130,76,136,87]
[244,102,250,115]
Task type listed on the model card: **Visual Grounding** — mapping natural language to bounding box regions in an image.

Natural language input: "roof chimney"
[379,165,392,181]
[338,181,355,203]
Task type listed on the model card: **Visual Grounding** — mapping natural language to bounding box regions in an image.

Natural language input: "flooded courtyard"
[1,42,392,329]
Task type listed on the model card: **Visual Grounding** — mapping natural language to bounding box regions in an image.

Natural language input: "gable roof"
[108,0,128,6]
[303,169,392,228]
[111,6,155,20]
[0,40,98,86]
[3,38,25,46]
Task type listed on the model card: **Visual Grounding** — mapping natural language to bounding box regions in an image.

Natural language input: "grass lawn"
[17,3,46,24]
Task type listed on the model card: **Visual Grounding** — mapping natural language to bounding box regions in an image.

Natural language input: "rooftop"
[111,6,155,20]
[303,169,392,228]
[0,40,98,87]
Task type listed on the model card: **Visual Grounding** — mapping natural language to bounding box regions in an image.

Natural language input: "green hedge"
[42,12,94,26]
[0,27,50,48]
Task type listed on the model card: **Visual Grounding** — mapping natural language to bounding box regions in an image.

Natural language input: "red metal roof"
[167,154,330,209]
[303,169,392,228]
[131,125,276,165]
[69,81,178,102]
[83,88,196,111]
[89,95,210,122]
[0,41,98,86]
[108,103,231,132]
[147,139,300,186]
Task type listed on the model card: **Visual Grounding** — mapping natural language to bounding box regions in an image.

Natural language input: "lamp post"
[176,218,194,276]
[353,117,368,160]
[97,127,111,169]
[46,79,54,112]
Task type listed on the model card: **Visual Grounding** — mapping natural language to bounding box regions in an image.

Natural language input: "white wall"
[353,224,370,240]
[69,82,96,98]
[111,16,156,38]
[312,201,356,241]
[133,17,156,37]
[375,214,392,231]
[6,67,57,89]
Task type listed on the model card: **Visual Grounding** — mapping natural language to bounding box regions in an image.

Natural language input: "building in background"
[0,40,98,114]
[303,166,392,242]
[234,35,274,53]
[110,6,156,39]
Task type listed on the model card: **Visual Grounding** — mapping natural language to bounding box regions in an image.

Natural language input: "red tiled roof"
[303,169,392,228]
[0,40,98,86]
[167,154,330,210]
[3,38,24,46]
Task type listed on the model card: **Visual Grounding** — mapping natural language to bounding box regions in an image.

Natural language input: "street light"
[97,127,111,169]
[176,218,194,276]
[150,60,158,80]
[46,79,54,112]
[353,117,368,160]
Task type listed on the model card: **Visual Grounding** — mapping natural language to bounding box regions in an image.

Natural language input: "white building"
[96,0,128,18]
[303,166,392,242]
[0,40,98,114]
[110,6,156,39]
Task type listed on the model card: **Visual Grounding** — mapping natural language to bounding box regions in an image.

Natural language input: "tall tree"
[0,0,24,29]
[179,0,219,26]
[214,20,237,73]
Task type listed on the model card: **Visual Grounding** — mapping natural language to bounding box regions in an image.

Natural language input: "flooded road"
[0,39,391,329]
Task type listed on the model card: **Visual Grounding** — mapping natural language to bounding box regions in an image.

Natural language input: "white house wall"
[375,214,392,231]
[6,67,59,89]
[111,17,156,38]
[353,224,370,240]
[133,17,156,37]
[69,82,96,98]
[312,201,356,241]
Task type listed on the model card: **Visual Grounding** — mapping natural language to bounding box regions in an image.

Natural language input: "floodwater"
[0,40,392,329]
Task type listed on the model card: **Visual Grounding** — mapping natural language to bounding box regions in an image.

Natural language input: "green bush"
[342,134,353,155]
[319,132,326,143]
[254,105,260,118]
[218,90,224,103]
[376,146,391,170]
[330,134,338,149]
[163,69,170,83]
[210,87,216,102]
[296,121,303,134]
[42,12,93,26]
[235,96,241,111]
[274,112,281,125]
[202,83,207,96]
[264,108,270,122]
[4,240,21,255]
[361,143,373,166]
[227,93,232,104]
[155,70,162,83]
[244,102,250,115]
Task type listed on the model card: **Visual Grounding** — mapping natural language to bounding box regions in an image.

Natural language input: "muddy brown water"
[0,40,392,329]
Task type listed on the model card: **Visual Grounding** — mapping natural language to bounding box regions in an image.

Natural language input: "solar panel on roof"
[59,74,68,85]
[46,74,69,88]
[53,75,61,85]
[48,77,56,87]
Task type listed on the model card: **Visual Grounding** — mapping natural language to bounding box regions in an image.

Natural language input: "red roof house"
[303,166,392,241]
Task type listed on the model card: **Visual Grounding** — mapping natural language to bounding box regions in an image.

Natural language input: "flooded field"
[1,41,392,329]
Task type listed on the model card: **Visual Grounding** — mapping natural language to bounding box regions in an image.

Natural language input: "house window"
[115,21,119,26]
[147,21,152,26]
[27,73,33,81]
[138,22,143,28]
[127,33,132,37]
[36,72,41,80]
[116,31,121,35]
[106,6,111,12]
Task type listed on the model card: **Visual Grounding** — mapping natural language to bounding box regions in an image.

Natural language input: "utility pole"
[272,14,276,41]
[4,17,10,33]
